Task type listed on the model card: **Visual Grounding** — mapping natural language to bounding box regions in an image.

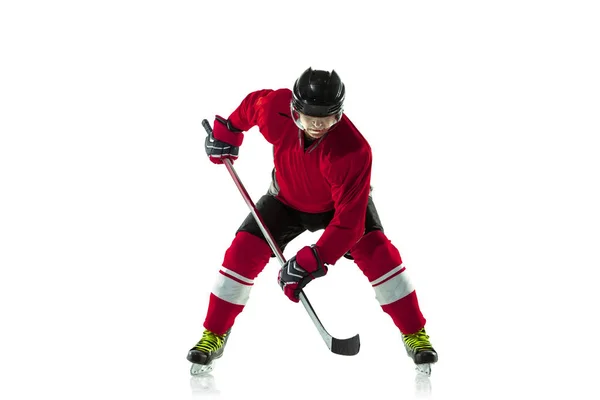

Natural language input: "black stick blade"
[331,334,360,356]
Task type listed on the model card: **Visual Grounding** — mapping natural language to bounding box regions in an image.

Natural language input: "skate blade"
[190,374,219,395]
[415,363,431,376]
[414,372,432,397]
[190,361,215,376]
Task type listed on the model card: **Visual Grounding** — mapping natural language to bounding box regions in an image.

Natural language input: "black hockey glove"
[277,245,328,302]
[205,115,243,164]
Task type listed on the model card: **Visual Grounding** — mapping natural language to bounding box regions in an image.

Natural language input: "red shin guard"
[351,230,426,334]
[222,231,272,279]
[203,232,272,334]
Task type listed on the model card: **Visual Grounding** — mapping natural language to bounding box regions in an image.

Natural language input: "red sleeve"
[315,147,372,265]
[226,89,274,133]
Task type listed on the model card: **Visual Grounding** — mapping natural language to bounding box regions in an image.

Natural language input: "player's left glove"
[277,245,328,302]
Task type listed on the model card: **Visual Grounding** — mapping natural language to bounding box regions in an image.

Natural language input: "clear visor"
[290,103,342,133]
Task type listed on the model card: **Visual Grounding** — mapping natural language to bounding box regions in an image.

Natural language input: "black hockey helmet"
[291,67,345,118]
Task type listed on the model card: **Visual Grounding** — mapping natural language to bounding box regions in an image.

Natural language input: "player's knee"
[350,230,402,276]
[222,231,272,279]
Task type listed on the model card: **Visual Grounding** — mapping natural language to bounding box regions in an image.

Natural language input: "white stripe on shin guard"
[370,264,415,306]
[370,265,404,286]
[221,268,253,284]
[211,270,254,305]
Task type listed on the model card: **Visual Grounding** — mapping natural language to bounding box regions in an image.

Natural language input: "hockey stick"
[202,118,360,356]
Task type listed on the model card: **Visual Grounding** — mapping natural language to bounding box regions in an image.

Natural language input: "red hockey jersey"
[226,88,372,265]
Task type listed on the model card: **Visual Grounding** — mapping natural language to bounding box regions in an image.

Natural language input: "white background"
[1,1,599,399]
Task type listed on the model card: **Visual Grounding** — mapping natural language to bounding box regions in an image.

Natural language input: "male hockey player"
[188,67,438,372]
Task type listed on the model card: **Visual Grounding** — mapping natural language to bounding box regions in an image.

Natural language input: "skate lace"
[403,328,433,351]
[194,329,226,353]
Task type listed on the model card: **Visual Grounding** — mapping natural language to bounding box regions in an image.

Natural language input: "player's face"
[297,113,339,139]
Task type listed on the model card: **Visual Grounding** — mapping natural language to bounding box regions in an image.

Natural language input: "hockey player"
[188,67,438,372]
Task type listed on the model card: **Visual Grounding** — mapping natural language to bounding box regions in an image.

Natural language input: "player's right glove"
[205,115,244,164]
